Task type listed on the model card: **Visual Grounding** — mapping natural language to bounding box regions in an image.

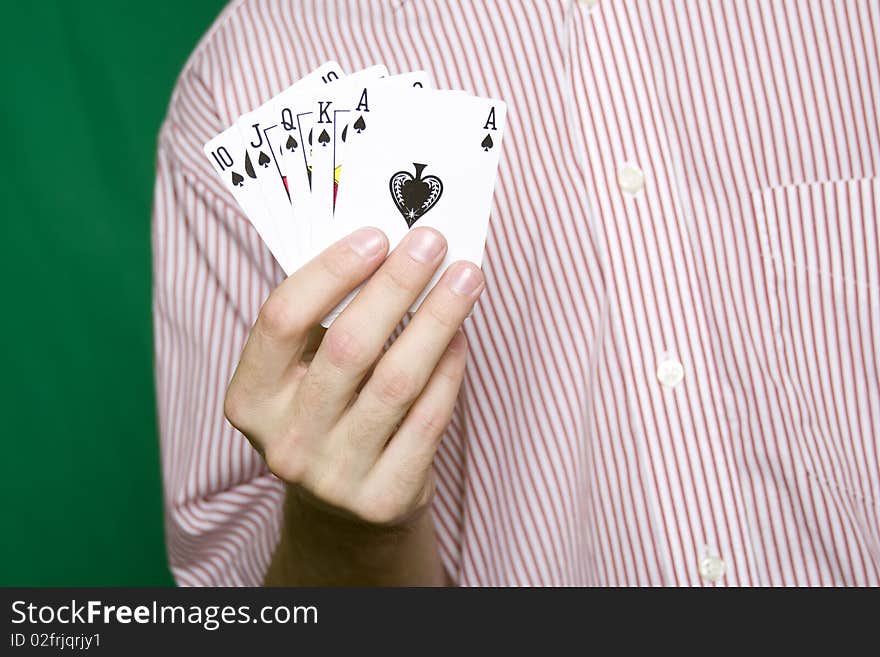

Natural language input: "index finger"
[241,228,389,383]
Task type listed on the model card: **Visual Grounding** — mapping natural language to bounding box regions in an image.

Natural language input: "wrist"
[286,482,421,543]
[266,483,444,586]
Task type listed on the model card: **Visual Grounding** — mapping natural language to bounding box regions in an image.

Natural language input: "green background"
[0,1,226,585]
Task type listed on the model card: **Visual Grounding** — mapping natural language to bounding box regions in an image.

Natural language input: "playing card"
[324,87,507,324]
[278,65,388,255]
[234,110,295,268]
[310,71,432,250]
[270,61,345,200]
[332,88,470,205]
[203,126,288,267]
[202,59,506,303]
[203,61,344,272]
[259,60,345,270]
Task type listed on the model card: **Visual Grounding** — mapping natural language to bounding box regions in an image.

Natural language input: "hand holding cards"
[203,62,507,325]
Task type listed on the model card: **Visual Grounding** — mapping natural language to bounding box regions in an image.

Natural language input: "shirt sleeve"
[151,54,285,586]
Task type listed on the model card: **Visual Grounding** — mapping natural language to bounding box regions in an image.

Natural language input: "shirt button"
[617,162,645,195]
[698,554,726,582]
[656,358,684,388]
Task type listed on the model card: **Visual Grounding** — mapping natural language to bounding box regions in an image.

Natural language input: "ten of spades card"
[203,125,289,268]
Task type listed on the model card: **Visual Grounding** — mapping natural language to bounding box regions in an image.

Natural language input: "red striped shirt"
[152,0,880,585]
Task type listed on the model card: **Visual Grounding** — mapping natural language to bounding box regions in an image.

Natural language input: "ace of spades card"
[326,87,507,324]
[309,70,432,249]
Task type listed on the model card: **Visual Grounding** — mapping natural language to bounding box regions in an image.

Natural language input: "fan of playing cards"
[203,61,507,324]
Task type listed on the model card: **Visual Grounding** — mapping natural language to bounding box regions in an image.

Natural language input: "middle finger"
[292,227,448,431]
[340,260,484,454]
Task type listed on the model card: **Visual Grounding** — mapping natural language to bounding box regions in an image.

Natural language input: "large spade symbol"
[389,163,443,228]
[244,152,256,178]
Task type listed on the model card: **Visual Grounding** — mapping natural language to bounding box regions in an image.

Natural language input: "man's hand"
[223,226,484,584]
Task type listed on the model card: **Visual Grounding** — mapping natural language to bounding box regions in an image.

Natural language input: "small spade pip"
[318,129,330,147]
[389,163,443,228]
[481,134,494,151]
[258,151,270,167]
[353,115,366,133]
[285,135,298,152]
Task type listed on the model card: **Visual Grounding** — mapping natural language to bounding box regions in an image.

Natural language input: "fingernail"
[406,228,445,263]
[347,228,386,257]
[448,263,482,296]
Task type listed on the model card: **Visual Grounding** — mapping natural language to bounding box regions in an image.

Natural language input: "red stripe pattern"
[153,0,880,585]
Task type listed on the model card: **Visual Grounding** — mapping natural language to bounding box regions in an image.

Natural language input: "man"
[153,0,879,585]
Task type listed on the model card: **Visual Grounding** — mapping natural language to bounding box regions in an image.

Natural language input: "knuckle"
[387,464,425,500]
[306,462,354,510]
[377,261,423,295]
[309,477,346,510]
[223,383,250,430]
[424,298,460,330]
[257,293,304,339]
[263,441,307,484]
[321,326,369,370]
[407,405,453,438]
[387,444,433,498]
[373,364,421,407]
[319,246,354,281]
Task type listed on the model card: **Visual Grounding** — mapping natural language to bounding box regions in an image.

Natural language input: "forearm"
[264,485,448,586]
[225,228,476,587]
